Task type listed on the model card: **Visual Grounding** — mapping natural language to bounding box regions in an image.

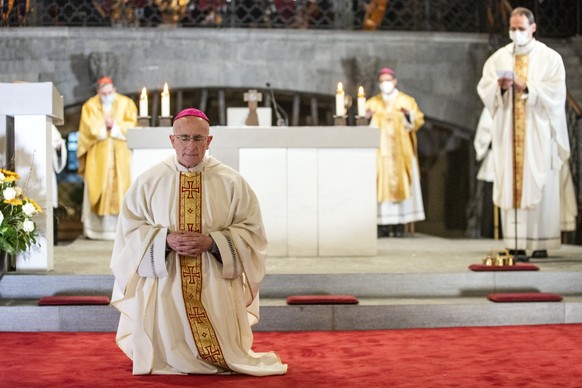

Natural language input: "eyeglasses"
[172,134,208,143]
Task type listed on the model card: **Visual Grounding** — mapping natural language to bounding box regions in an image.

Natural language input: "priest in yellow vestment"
[110,108,287,376]
[77,77,137,240]
[366,67,425,237]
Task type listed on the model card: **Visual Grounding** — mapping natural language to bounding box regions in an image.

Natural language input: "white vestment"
[474,108,495,183]
[474,108,577,232]
[51,125,67,208]
[81,189,119,240]
[110,155,287,376]
[560,162,578,232]
[477,40,570,251]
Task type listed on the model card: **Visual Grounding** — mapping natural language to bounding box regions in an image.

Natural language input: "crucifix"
[244,89,262,126]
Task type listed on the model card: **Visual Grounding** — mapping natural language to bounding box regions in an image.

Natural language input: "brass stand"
[159,116,173,127]
[333,115,347,126]
[482,249,514,266]
[355,116,369,126]
[137,116,151,127]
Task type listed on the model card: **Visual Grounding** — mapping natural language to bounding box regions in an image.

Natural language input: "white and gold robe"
[110,155,287,376]
[477,40,570,251]
[78,93,137,240]
[366,90,426,225]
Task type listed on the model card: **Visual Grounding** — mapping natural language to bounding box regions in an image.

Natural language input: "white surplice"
[560,162,578,232]
[110,155,287,376]
[477,39,570,251]
[474,108,495,183]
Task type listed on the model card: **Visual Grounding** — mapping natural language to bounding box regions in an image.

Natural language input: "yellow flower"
[0,169,20,180]
[4,198,23,206]
[29,198,42,213]
[0,168,40,256]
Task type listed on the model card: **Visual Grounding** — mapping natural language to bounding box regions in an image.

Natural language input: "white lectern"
[0,82,64,271]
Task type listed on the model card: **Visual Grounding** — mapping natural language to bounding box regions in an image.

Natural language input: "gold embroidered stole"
[178,172,228,369]
[375,96,412,202]
[97,139,120,214]
[513,54,528,208]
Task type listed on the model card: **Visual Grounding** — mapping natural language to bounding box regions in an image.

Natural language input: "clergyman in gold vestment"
[366,67,425,237]
[77,77,137,240]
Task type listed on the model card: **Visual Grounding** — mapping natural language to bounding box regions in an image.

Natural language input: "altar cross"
[244,89,262,126]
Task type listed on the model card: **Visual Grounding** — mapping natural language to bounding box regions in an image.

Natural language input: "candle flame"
[140,87,147,99]
[337,82,343,93]
[162,82,169,94]
[358,86,365,97]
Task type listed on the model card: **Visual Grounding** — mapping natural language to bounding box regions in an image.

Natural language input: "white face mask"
[100,93,115,105]
[379,81,395,95]
[509,30,530,46]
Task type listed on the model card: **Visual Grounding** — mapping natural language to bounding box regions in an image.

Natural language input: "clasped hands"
[498,77,527,92]
[166,231,213,257]
[105,117,115,130]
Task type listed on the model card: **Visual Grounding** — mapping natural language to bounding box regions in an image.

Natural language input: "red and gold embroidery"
[178,172,228,369]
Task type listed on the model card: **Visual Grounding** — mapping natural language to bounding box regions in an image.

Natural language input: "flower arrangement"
[0,169,42,256]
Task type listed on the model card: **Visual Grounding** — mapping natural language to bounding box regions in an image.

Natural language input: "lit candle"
[161,82,170,117]
[357,86,366,117]
[335,82,345,117]
[139,87,148,117]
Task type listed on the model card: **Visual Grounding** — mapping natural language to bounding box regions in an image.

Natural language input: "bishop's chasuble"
[110,155,287,376]
[477,39,570,251]
[366,90,426,225]
[77,93,137,239]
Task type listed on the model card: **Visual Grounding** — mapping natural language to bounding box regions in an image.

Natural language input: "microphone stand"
[266,82,288,126]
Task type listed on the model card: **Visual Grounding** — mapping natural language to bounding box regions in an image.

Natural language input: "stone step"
[1,296,581,332]
[2,271,582,299]
[2,269,582,332]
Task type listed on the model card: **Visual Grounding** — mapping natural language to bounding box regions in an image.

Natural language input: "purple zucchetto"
[173,108,210,125]
[378,67,395,78]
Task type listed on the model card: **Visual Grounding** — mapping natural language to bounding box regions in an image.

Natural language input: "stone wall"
[0,27,491,130]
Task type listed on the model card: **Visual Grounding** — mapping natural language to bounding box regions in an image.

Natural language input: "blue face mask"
[100,93,115,105]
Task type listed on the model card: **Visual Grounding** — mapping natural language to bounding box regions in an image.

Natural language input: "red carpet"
[2,325,582,387]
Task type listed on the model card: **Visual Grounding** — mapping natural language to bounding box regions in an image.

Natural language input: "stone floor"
[45,234,582,276]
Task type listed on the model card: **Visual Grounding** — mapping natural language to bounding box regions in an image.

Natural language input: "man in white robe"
[110,108,287,376]
[477,7,570,259]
